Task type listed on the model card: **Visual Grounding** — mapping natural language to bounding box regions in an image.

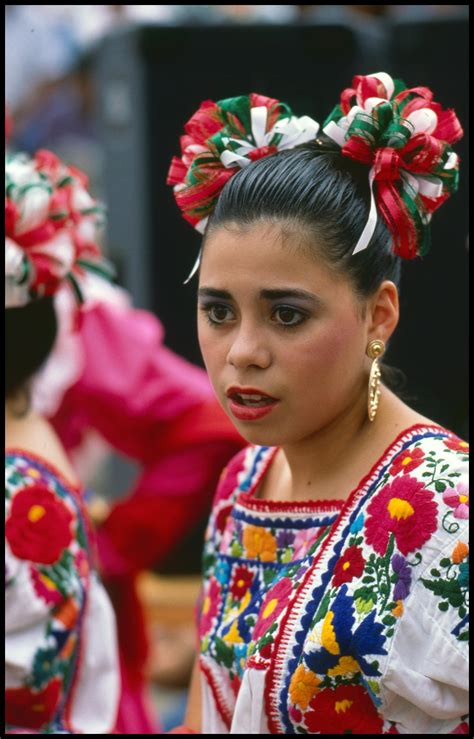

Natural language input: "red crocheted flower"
[5,678,62,730]
[30,565,63,606]
[389,446,425,476]
[199,577,222,637]
[365,476,438,556]
[252,576,293,641]
[6,485,74,564]
[230,565,254,599]
[444,438,469,454]
[304,684,383,734]
[332,545,366,587]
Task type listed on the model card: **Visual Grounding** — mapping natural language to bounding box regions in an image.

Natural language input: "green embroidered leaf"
[382,615,397,626]
[426,462,436,468]
[457,630,469,642]
[430,569,441,578]
[362,576,375,584]
[355,596,374,615]
[438,602,449,612]
[214,637,235,668]
[441,464,450,473]
[385,628,395,638]
[314,590,332,624]
[458,606,467,619]
[435,481,446,493]
[440,558,451,568]
[230,541,243,557]
[448,472,461,477]
[368,679,380,695]
[422,472,433,477]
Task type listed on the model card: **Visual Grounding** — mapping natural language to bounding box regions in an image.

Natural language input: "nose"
[226,321,272,370]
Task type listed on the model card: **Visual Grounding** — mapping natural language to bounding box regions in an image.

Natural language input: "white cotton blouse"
[196,425,469,734]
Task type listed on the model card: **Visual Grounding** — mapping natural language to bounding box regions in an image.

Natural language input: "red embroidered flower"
[30,566,63,606]
[332,545,366,586]
[199,577,222,637]
[6,486,74,564]
[444,438,469,454]
[230,565,253,599]
[252,577,293,641]
[6,678,62,729]
[365,476,438,556]
[389,446,425,476]
[304,684,383,734]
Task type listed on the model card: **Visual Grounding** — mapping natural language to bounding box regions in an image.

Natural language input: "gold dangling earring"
[366,339,385,422]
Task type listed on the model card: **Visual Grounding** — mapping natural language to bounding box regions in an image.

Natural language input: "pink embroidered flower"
[443,483,469,519]
[365,476,438,556]
[304,684,383,734]
[252,577,293,641]
[389,446,425,476]
[293,529,316,560]
[199,577,222,637]
[332,546,366,586]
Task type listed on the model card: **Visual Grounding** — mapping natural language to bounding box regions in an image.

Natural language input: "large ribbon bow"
[323,72,463,258]
[167,92,320,235]
[5,149,113,308]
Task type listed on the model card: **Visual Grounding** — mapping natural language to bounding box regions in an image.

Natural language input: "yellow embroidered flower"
[289,664,321,709]
[451,541,469,564]
[327,656,360,678]
[223,621,243,644]
[242,525,277,562]
[321,610,340,655]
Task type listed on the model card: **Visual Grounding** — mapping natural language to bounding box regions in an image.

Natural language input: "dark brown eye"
[208,304,233,323]
[273,306,305,326]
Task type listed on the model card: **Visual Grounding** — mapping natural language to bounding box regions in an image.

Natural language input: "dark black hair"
[206,139,401,298]
[5,296,58,400]
[205,139,406,393]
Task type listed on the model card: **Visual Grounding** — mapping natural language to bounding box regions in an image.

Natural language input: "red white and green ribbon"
[322,72,463,258]
[5,149,114,308]
[168,93,320,236]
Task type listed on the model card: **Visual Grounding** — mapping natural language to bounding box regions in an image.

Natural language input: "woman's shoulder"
[212,444,274,507]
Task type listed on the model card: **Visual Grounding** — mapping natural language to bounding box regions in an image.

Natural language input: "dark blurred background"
[6,5,469,443]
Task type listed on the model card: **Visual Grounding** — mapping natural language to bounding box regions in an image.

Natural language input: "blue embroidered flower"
[304,585,387,677]
[215,559,231,585]
[392,554,412,601]
[276,530,295,549]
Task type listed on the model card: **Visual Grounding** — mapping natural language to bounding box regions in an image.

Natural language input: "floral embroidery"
[242,524,277,562]
[6,485,73,564]
[443,483,469,519]
[444,438,469,454]
[5,453,91,734]
[365,475,438,555]
[289,663,321,709]
[200,577,222,638]
[333,545,366,587]
[304,684,384,734]
[389,446,425,476]
[5,679,62,730]
[196,429,468,734]
[252,577,293,641]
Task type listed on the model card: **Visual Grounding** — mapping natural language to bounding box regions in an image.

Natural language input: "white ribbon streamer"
[183,247,202,284]
[352,167,378,255]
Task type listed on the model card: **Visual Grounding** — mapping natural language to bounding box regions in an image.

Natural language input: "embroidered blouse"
[5,450,120,734]
[196,424,469,734]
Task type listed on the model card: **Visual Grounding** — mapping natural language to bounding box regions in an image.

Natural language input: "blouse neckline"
[237,422,451,514]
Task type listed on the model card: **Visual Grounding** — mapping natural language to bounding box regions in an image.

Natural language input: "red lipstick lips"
[225,386,279,422]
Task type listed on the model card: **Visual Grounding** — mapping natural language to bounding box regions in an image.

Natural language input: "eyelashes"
[199,303,309,328]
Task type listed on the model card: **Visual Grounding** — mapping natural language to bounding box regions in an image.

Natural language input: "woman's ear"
[366,280,399,344]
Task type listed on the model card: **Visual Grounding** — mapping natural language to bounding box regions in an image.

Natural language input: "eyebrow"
[198,287,323,306]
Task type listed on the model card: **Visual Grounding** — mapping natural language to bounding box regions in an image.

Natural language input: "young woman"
[5,148,120,733]
[166,74,469,733]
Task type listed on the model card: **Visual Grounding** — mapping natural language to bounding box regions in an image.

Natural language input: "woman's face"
[197,222,371,447]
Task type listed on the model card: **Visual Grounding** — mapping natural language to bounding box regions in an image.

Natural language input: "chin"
[231,423,288,448]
